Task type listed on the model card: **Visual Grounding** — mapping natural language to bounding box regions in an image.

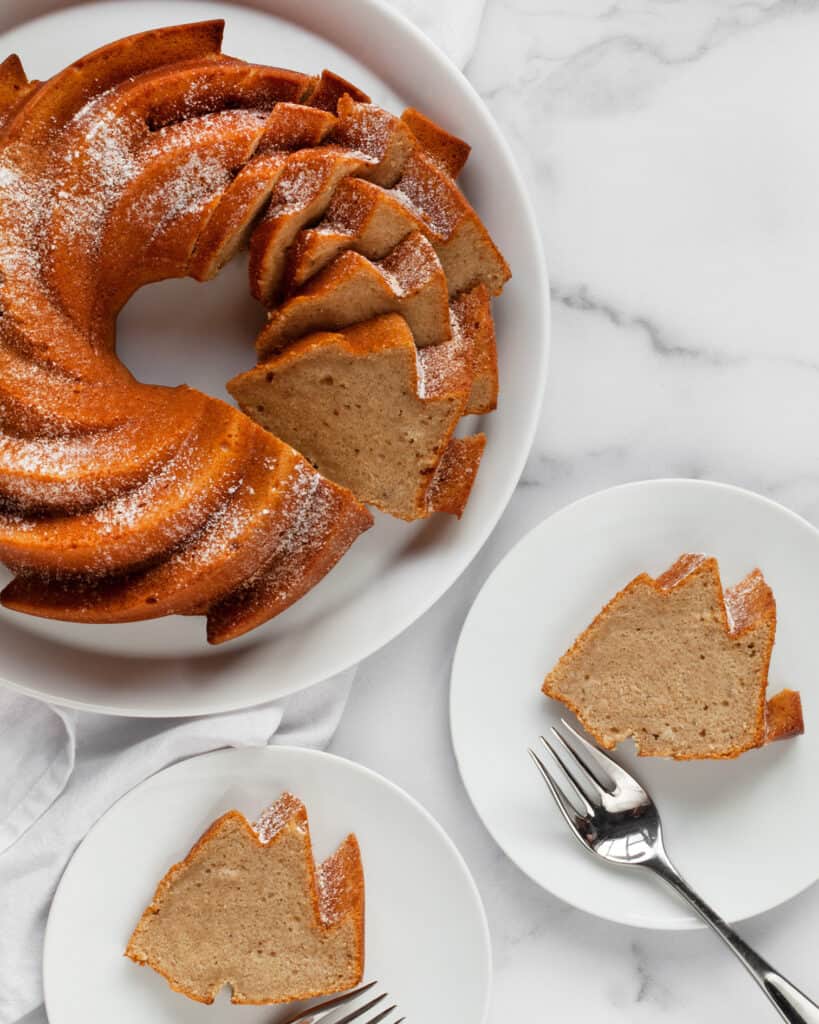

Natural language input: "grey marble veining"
[332,1,819,1020]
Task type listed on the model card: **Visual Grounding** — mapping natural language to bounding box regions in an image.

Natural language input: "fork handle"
[649,856,819,1023]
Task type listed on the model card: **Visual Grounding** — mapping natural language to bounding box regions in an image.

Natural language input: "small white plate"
[0,0,548,715]
[450,479,819,930]
[43,745,491,1023]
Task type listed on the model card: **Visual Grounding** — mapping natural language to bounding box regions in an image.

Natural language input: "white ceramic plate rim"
[43,744,493,1022]
[450,477,819,930]
[0,0,549,717]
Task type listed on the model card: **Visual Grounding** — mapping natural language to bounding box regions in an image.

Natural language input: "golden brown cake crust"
[0,21,507,641]
[0,54,33,124]
[765,688,805,742]
[426,434,487,518]
[304,69,371,112]
[401,107,471,178]
[542,555,800,760]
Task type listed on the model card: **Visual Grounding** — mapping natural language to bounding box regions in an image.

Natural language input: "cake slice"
[426,434,487,517]
[256,101,337,151]
[401,106,471,178]
[331,95,415,188]
[91,109,269,326]
[256,231,451,357]
[394,148,510,297]
[427,284,499,416]
[283,176,420,293]
[190,104,338,281]
[125,794,364,1005]
[248,97,415,304]
[542,554,804,760]
[248,147,372,303]
[304,68,371,112]
[284,151,510,297]
[230,314,476,520]
[189,151,290,281]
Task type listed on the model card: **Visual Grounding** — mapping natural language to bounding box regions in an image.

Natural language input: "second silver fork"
[278,981,404,1024]
[530,719,819,1024]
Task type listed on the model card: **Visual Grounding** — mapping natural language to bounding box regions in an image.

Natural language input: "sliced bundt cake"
[125,793,364,1004]
[284,145,510,297]
[0,23,373,643]
[0,20,508,642]
[426,433,487,518]
[255,231,451,356]
[542,554,805,759]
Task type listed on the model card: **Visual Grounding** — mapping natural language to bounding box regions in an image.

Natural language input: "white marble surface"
[330,1,819,1020]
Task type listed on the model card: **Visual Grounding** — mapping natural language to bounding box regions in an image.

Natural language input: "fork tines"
[279,981,405,1024]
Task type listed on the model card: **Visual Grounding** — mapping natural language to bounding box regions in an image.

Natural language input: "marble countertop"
[331,1,819,1020]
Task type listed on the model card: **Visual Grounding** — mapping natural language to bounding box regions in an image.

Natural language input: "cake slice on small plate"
[542,553,804,760]
[125,793,364,1005]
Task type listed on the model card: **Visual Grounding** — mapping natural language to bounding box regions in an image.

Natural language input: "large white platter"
[451,479,819,929]
[43,745,492,1022]
[0,0,548,714]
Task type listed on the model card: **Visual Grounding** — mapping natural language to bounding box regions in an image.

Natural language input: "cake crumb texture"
[542,554,804,759]
[125,793,364,1005]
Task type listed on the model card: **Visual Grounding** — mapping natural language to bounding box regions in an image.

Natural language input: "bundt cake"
[542,554,805,759]
[0,20,509,643]
[125,793,365,1004]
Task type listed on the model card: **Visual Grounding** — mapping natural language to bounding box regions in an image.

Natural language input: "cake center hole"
[116,257,265,402]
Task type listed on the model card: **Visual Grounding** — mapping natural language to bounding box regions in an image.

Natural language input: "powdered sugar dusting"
[0,432,234,575]
[317,853,347,926]
[0,149,52,290]
[320,177,370,234]
[56,98,140,250]
[376,233,434,296]
[132,150,231,234]
[253,793,305,843]
[335,101,393,161]
[272,159,328,212]
[56,107,265,258]
[273,461,325,560]
[221,460,345,615]
[417,306,469,399]
[724,570,769,636]
[266,149,371,219]
[393,150,462,237]
[0,430,131,476]
[172,483,253,567]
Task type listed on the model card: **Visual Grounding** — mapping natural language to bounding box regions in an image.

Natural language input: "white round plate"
[451,479,819,929]
[44,745,491,1023]
[0,0,548,714]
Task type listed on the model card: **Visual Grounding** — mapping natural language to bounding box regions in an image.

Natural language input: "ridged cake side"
[0,20,509,640]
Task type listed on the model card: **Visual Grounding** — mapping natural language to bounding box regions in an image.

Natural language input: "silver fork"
[529,719,819,1024]
[278,982,405,1024]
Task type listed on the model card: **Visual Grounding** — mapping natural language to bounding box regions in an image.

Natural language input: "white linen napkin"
[0,672,353,1024]
[0,2,487,1021]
